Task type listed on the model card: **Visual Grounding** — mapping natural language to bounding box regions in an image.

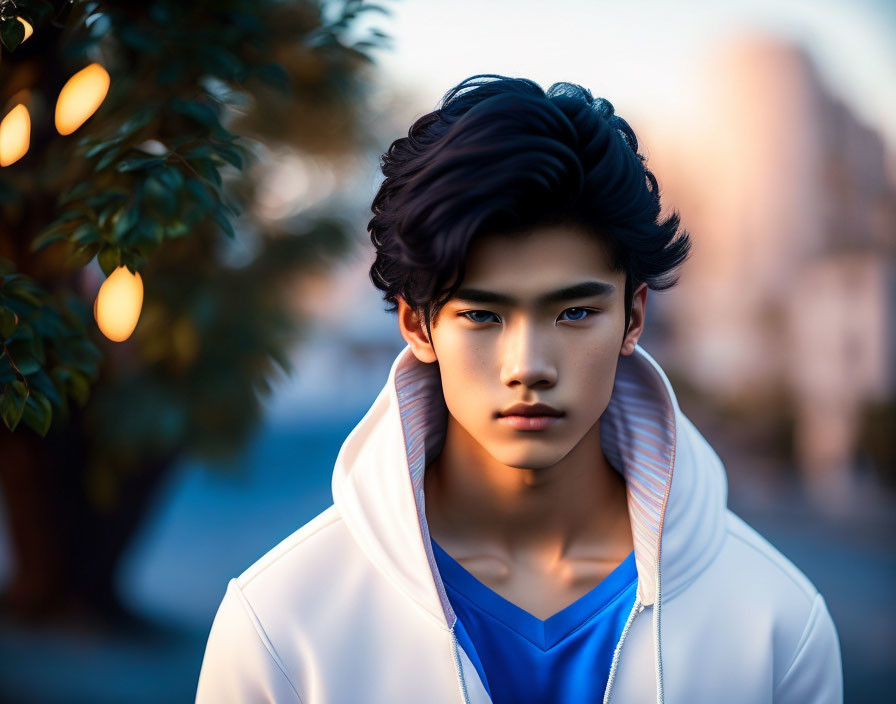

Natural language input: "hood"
[331,342,729,698]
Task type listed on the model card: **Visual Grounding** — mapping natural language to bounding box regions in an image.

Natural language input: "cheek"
[567,345,618,408]
[436,347,490,409]
[591,358,619,412]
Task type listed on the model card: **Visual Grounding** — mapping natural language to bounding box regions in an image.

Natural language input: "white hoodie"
[196,343,843,703]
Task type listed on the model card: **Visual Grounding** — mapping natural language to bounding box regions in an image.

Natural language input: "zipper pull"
[638,602,645,613]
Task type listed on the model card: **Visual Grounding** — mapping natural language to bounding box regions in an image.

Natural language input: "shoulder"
[722,508,818,604]
[233,504,373,625]
[718,509,841,694]
[197,507,349,703]
[226,504,371,664]
[235,503,346,591]
[719,510,842,701]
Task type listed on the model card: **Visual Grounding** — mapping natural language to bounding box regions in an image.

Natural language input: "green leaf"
[28,367,62,408]
[86,189,128,210]
[85,140,121,159]
[0,307,17,338]
[191,157,222,188]
[50,366,89,407]
[21,391,52,437]
[211,209,235,238]
[97,245,121,276]
[30,213,86,252]
[30,227,74,253]
[14,356,40,376]
[0,18,26,53]
[182,144,213,160]
[59,181,92,205]
[95,148,122,171]
[0,384,27,431]
[212,144,243,170]
[185,179,215,212]
[154,165,185,192]
[113,206,140,240]
[67,243,99,269]
[113,104,158,140]
[71,222,101,245]
[169,99,222,132]
[117,156,165,172]
[144,180,175,219]
[7,333,45,367]
[220,196,241,217]
[6,283,42,307]
[122,250,147,272]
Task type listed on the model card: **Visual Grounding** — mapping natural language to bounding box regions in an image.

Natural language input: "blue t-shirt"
[431,537,638,704]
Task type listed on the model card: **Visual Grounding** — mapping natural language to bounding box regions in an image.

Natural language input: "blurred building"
[643,33,896,503]
[271,40,895,503]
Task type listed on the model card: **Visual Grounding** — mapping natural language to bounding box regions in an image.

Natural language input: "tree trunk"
[0,404,179,629]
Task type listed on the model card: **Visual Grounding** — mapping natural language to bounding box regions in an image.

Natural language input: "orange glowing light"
[17,18,33,43]
[94,265,144,342]
[0,104,31,166]
[55,63,110,135]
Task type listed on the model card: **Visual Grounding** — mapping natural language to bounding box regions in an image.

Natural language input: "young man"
[196,75,843,703]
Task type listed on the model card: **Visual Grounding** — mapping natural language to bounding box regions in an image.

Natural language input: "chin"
[489,444,571,471]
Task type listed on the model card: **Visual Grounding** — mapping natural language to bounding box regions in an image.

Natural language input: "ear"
[620,283,648,356]
[396,296,438,363]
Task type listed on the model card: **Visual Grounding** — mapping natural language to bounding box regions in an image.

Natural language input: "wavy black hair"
[368,74,692,341]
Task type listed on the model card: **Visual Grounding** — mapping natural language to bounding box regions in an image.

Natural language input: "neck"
[423,414,632,566]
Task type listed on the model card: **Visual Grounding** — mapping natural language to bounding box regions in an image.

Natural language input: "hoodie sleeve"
[196,578,304,704]
[773,593,843,703]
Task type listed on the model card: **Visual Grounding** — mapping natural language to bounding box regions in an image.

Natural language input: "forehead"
[461,223,618,288]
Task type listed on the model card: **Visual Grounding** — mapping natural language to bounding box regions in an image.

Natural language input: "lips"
[498,402,563,418]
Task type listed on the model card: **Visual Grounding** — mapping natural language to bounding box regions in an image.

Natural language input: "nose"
[499,317,558,389]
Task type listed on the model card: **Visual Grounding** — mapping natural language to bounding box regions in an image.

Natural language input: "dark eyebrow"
[452,281,616,307]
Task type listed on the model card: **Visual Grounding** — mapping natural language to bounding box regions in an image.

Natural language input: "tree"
[0,0,391,626]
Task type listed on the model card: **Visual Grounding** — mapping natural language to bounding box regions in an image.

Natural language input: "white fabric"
[196,344,843,703]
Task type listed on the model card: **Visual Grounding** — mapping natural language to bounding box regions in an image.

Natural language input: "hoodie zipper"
[450,624,472,704]
[449,589,660,704]
[602,593,644,704]
[653,552,665,704]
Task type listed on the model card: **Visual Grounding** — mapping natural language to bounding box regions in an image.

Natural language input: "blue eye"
[459,308,597,324]
[559,307,594,322]
[461,310,499,324]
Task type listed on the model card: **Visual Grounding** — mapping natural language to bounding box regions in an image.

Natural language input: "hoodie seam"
[772,592,824,696]
[239,510,342,589]
[231,579,305,704]
[726,526,817,603]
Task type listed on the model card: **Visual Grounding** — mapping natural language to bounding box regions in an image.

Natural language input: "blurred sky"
[355,0,896,153]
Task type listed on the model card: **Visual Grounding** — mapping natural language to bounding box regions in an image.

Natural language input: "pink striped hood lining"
[332,342,728,631]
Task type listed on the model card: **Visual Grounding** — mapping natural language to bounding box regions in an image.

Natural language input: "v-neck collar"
[430,537,637,651]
